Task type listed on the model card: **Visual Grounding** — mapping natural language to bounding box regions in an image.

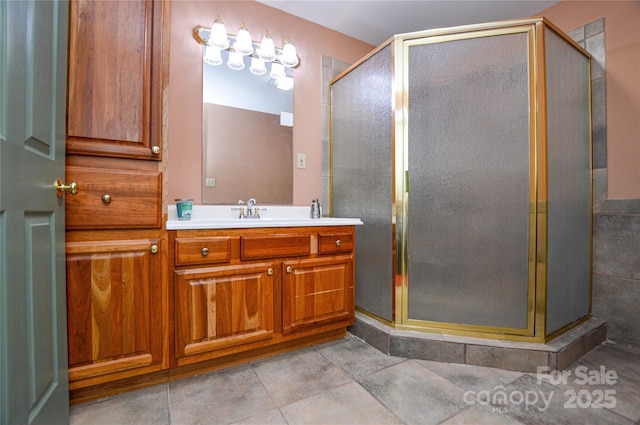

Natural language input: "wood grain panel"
[65,166,161,229]
[283,256,354,334]
[66,238,162,376]
[241,234,310,260]
[175,264,275,357]
[175,237,231,266]
[67,0,165,159]
[68,0,145,142]
[318,232,354,255]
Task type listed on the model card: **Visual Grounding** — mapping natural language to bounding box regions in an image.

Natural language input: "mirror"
[202,49,294,205]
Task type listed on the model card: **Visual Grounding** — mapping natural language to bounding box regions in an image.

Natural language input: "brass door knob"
[55,178,78,198]
[150,245,158,254]
[201,247,209,256]
[267,268,274,276]
[151,146,160,155]
[336,239,342,247]
[286,266,292,273]
[102,194,111,203]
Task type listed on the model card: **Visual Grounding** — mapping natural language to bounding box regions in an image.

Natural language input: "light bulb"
[203,45,222,66]
[209,16,229,50]
[234,23,253,56]
[280,38,299,67]
[249,57,267,75]
[270,62,286,79]
[258,30,276,62]
[227,51,245,70]
[276,76,294,91]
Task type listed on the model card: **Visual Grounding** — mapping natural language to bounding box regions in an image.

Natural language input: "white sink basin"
[166,205,362,230]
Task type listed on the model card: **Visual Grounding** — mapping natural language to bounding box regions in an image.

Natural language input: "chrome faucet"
[231,198,262,219]
[246,198,256,216]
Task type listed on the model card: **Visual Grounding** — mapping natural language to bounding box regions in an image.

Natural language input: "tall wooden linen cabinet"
[64,0,170,401]
[331,18,593,342]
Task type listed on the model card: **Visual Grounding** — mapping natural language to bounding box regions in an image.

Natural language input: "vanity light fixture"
[234,23,254,56]
[208,16,229,50]
[269,62,286,80]
[258,30,277,62]
[203,45,223,66]
[194,16,300,75]
[249,57,267,76]
[227,51,245,71]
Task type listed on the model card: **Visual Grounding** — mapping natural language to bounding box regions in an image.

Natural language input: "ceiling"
[257,0,560,46]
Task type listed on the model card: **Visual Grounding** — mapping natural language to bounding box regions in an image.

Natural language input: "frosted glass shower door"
[403,29,535,333]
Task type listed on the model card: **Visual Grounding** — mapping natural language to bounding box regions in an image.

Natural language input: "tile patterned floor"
[70,334,640,425]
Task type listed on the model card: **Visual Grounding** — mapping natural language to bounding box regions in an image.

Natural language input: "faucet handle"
[231,206,245,218]
[247,198,256,207]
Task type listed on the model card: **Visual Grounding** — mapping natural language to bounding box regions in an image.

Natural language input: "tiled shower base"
[349,311,607,373]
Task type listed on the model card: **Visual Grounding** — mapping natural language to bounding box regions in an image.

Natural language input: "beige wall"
[168,0,374,205]
[540,1,640,199]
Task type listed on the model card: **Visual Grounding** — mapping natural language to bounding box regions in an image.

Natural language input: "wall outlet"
[297,153,306,169]
[205,178,216,187]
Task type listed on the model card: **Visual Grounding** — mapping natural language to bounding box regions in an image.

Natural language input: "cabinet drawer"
[318,232,353,255]
[65,166,161,229]
[241,234,310,260]
[175,237,231,266]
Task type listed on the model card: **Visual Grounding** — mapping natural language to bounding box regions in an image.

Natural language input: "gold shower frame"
[391,18,592,342]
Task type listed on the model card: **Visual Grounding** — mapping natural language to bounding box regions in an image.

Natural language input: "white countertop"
[166,205,363,230]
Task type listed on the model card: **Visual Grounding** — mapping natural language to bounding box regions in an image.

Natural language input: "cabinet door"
[66,238,164,381]
[282,256,354,334]
[67,0,166,160]
[175,263,275,358]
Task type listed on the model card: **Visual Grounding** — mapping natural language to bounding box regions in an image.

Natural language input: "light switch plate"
[297,153,306,169]
[205,178,216,187]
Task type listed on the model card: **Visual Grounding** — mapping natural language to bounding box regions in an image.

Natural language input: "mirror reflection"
[202,49,294,205]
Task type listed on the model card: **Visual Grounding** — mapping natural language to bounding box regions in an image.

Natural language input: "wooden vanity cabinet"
[282,255,354,335]
[169,226,356,368]
[174,263,275,358]
[64,0,170,401]
[67,0,166,160]
[65,233,166,385]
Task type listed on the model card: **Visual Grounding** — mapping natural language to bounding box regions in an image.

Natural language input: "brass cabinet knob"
[55,178,78,198]
[336,239,342,247]
[286,266,292,273]
[150,244,158,254]
[151,146,160,155]
[201,247,209,256]
[267,268,274,276]
[102,194,111,203]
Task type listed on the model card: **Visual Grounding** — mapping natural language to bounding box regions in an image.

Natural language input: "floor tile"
[280,381,404,425]
[229,408,288,425]
[70,384,169,425]
[168,364,275,425]
[359,359,468,425]
[68,339,640,425]
[317,334,407,381]
[252,346,353,407]
[494,374,633,425]
[418,359,525,393]
[536,342,640,422]
[440,404,525,424]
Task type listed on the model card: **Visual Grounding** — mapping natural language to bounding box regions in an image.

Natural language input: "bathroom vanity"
[67,203,361,402]
[168,208,361,372]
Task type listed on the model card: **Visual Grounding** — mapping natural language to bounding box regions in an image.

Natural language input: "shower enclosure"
[330,18,592,342]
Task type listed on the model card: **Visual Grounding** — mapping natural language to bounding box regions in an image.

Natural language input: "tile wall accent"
[570,18,640,348]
